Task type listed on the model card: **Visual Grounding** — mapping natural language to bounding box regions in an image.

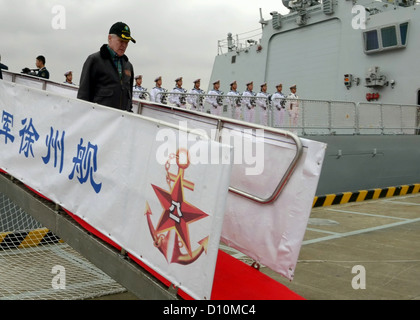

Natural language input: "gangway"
[0,72,325,299]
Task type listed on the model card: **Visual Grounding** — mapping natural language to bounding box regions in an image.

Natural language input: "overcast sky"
[0,0,289,91]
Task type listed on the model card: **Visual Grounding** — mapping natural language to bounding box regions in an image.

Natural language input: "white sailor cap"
[276,83,283,88]
[135,75,142,80]
[246,81,253,86]
[193,79,201,83]
[260,82,267,88]
[290,84,297,89]
[213,80,220,85]
[64,71,72,76]
[154,76,162,82]
[175,77,183,82]
[230,80,237,86]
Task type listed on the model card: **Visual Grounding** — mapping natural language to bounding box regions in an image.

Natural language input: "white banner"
[0,81,232,300]
[140,103,326,280]
[2,74,327,284]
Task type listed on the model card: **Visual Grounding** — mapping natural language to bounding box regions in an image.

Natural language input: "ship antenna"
[259,8,268,30]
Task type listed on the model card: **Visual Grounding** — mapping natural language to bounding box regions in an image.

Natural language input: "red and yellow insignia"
[145,148,209,265]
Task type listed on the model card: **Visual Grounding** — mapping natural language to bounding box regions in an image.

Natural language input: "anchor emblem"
[145,148,209,264]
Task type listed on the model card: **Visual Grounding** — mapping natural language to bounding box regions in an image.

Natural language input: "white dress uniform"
[256,86,270,126]
[227,89,241,119]
[169,78,187,108]
[133,75,147,100]
[187,81,205,112]
[133,85,148,100]
[206,89,224,116]
[150,76,167,104]
[271,91,286,127]
[150,86,167,104]
[287,85,299,128]
[242,87,256,123]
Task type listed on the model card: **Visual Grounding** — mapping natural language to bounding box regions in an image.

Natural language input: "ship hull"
[310,134,420,195]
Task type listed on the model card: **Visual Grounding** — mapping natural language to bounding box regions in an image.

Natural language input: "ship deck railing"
[3,70,419,136]
[152,92,420,136]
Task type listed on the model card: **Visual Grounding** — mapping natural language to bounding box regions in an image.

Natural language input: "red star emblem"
[151,174,208,257]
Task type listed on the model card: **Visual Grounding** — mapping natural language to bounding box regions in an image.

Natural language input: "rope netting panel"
[0,192,127,300]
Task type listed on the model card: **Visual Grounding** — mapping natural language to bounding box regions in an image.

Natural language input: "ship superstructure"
[210,0,420,105]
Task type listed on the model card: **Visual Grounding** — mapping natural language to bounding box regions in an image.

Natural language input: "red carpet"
[211,250,304,300]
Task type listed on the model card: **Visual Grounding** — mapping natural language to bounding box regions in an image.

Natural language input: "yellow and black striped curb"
[0,228,62,250]
[313,183,420,208]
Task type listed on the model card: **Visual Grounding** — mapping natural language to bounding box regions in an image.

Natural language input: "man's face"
[108,35,129,56]
[277,85,282,92]
[35,59,42,68]
[194,81,200,89]
[214,83,220,90]
[136,78,142,86]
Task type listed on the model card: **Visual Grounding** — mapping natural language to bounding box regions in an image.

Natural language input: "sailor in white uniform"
[169,77,187,108]
[227,80,241,120]
[287,84,299,129]
[242,81,256,123]
[187,79,205,112]
[63,71,76,85]
[271,83,286,127]
[133,75,148,100]
[206,80,224,116]
[150,76,168,104]
[256,82,270,126]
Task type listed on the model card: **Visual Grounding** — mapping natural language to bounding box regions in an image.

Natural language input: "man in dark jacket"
[77,22,136,112]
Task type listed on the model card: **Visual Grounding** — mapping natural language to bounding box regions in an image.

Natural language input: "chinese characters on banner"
[0,110,102,193]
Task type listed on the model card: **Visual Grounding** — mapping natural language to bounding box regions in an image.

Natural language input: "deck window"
[400,22,408,45]
[381,26,397,48]
[364,30,379,51]
[363,21,409,54]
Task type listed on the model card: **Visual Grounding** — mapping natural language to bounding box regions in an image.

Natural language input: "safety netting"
[0,192,127,300]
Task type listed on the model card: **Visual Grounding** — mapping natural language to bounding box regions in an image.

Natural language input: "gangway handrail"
[1,71,302,204]
[136,99,304,204]
[3,69,79,92]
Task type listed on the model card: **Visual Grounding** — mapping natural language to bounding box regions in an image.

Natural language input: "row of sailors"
[133,76,299,127]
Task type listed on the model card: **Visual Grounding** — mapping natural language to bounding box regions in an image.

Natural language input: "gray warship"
[2,0,419,197]
[209,0,420,195]
[1,0,420,300]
